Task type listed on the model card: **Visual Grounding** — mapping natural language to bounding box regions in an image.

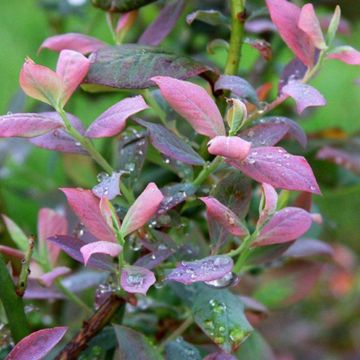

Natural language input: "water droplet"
[247,130,255,137]
[229,328,246,343]
[129,236,142,251]
[164,158,170,164]
[247,158,256,164]
[205,272,238,289]
[126,273,144,287]
[125,163,135,172]
[75,142,81,146]
[6,111,13,115]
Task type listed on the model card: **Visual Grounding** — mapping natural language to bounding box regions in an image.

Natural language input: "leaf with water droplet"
[92,172,122,200]
[120,266,156,295]
[235,331,276,360]
[165,337,201,360]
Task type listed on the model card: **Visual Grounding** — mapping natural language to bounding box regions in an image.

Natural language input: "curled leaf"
[208,136,251,160]
[38,267,71,287]
[80,241,122,265]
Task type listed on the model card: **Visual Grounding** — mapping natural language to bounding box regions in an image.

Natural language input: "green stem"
[225,0,246,75]
[142,90,168,127]
[16,236,35,297]
[192,156,223,186]
[0,255,30,343]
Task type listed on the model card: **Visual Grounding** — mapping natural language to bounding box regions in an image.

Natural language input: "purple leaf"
[92,172,122,200]
[80,241,122,265]
[151,76,225,138]
[254,207,313,246]
[6,327,67,360]
[265,0,315,67]
[0,113,62,138]
[327,46,360,65]
[39,33,107,54]
[138,0,185,46]
[61,188,117,242]
[226,147,321,194]
[134,246,173,269]
[121,182,164,236]
[214,75,259,105]
[204,352,237,360]
[278,58,307,92]
[245,19,276,34]
[200,197,248,237]
[120,266,156,294]
[38,266,71,287]
[281,81,326,114]
[166,255,233,285]
[136,119,205,165]
[245,38,272,61]
[317,146,360,175]
[208,136,251,160]
[30,112,86,154]
[48,235,113,270]
[86,96,148,138]
[24,280,64,300]
[284,238,334,258]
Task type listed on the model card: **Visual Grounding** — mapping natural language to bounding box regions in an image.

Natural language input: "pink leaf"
[60,188,116,242]
[0,113,62,138]
[80,241,122,265]
[258,183,278,227]
[39,33,107,54]
[254,207,313,246]
[120,266,156,295]
[121,183,164,236]
[166,255,233,285]
[151,76,225,138]
[86,96,148,138]
[38,208,68,265]
[200,197,248,236]
[38,266,71,287]
[265,0,315,67]
[56,50,90,106]
[19,58,63,107]
[92,172,122,200]
[226,147,321,194]
[281,81,326,114]
[207,136,251,160]
[6,327,67,360]
[327,46,360,65]
[298,4,326,49]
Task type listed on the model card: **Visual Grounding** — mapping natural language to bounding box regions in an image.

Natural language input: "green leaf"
[191,287,253,352]
[326,5,341,46]
[186,10,230,27]
[2,215,29,252]
[91,0,157,12]
[84,45,214,91]
[113,325,164,360]
[165,338,201,360]
[235,331,275,360]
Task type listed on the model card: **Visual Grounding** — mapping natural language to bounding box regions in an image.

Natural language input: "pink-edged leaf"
[208,136,251,160]
[120,265,156,295]
[115,11,138,35]
[151,76,225,138]
[121,182,164,236]
[258,183,278,227]
[19,58,63,106]
[30,112,86,154]
[278,57,307,92]
[0,245,23,260]
[56,50,90,106]
[298,4,326,49]
[6,327,67,360]
[166,255,233,285]
[284,238,334,258]
[48,235,113,270]
[317,146,360,174]
[60,188,116,242]
[245,38,272,61]
[281,81,326,114]
[254,207,313,246]
[136,119,205,166]
[38,266,71,287]
[0,113,62,138]
[39,33,107,54]
[80,241,122,265]
[86,96,148,138]
[226,147,321,194]
[327,46,360,65]
[200,197,248,237]
[265,0,315,67]
[138,0,185,46]
[92,172,122,200]
[38,208,68,265]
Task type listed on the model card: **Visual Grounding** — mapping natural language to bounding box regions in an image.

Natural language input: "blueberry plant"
[0,0,360,359]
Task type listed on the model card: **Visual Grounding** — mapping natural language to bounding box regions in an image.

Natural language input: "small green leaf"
[235,331,276,360]
[2,215,29,252]
[192,287,253,352]
[326,5,341,46]
[226,99,247,135]
[186,10,230,27]
[165,338,201,360]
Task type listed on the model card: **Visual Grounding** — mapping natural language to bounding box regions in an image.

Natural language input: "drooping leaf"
[208,136,251,160]
[39,33,107,54]
[84,45,213,90]
[6,327,67,360]
[258,183,278,227]
[151,76,225,138]
[136,119,205,165]
[165,338,201,360]
[192,287,253,352]
[92,0,158,12]
[278,57,307,92]
[254,207,313,246]
[284,238,334,259]
[61,188,117,242]
[2,215,29,252]
[92,172,122,200]
[245,39,272,61]
[139,0,185,46]
[166,255,233,285]
[86,96,149,138]
[80,241,122,265]
[38,266,71,287]
[0,113,62,138]
[120,265,156,294]
[121,183,164,236]
[226,147,321,194]
[327,46,360,65]
[281,81,326,114]
[186,10,230,27]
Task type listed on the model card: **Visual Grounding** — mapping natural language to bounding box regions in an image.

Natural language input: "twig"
[16,235,35,297]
